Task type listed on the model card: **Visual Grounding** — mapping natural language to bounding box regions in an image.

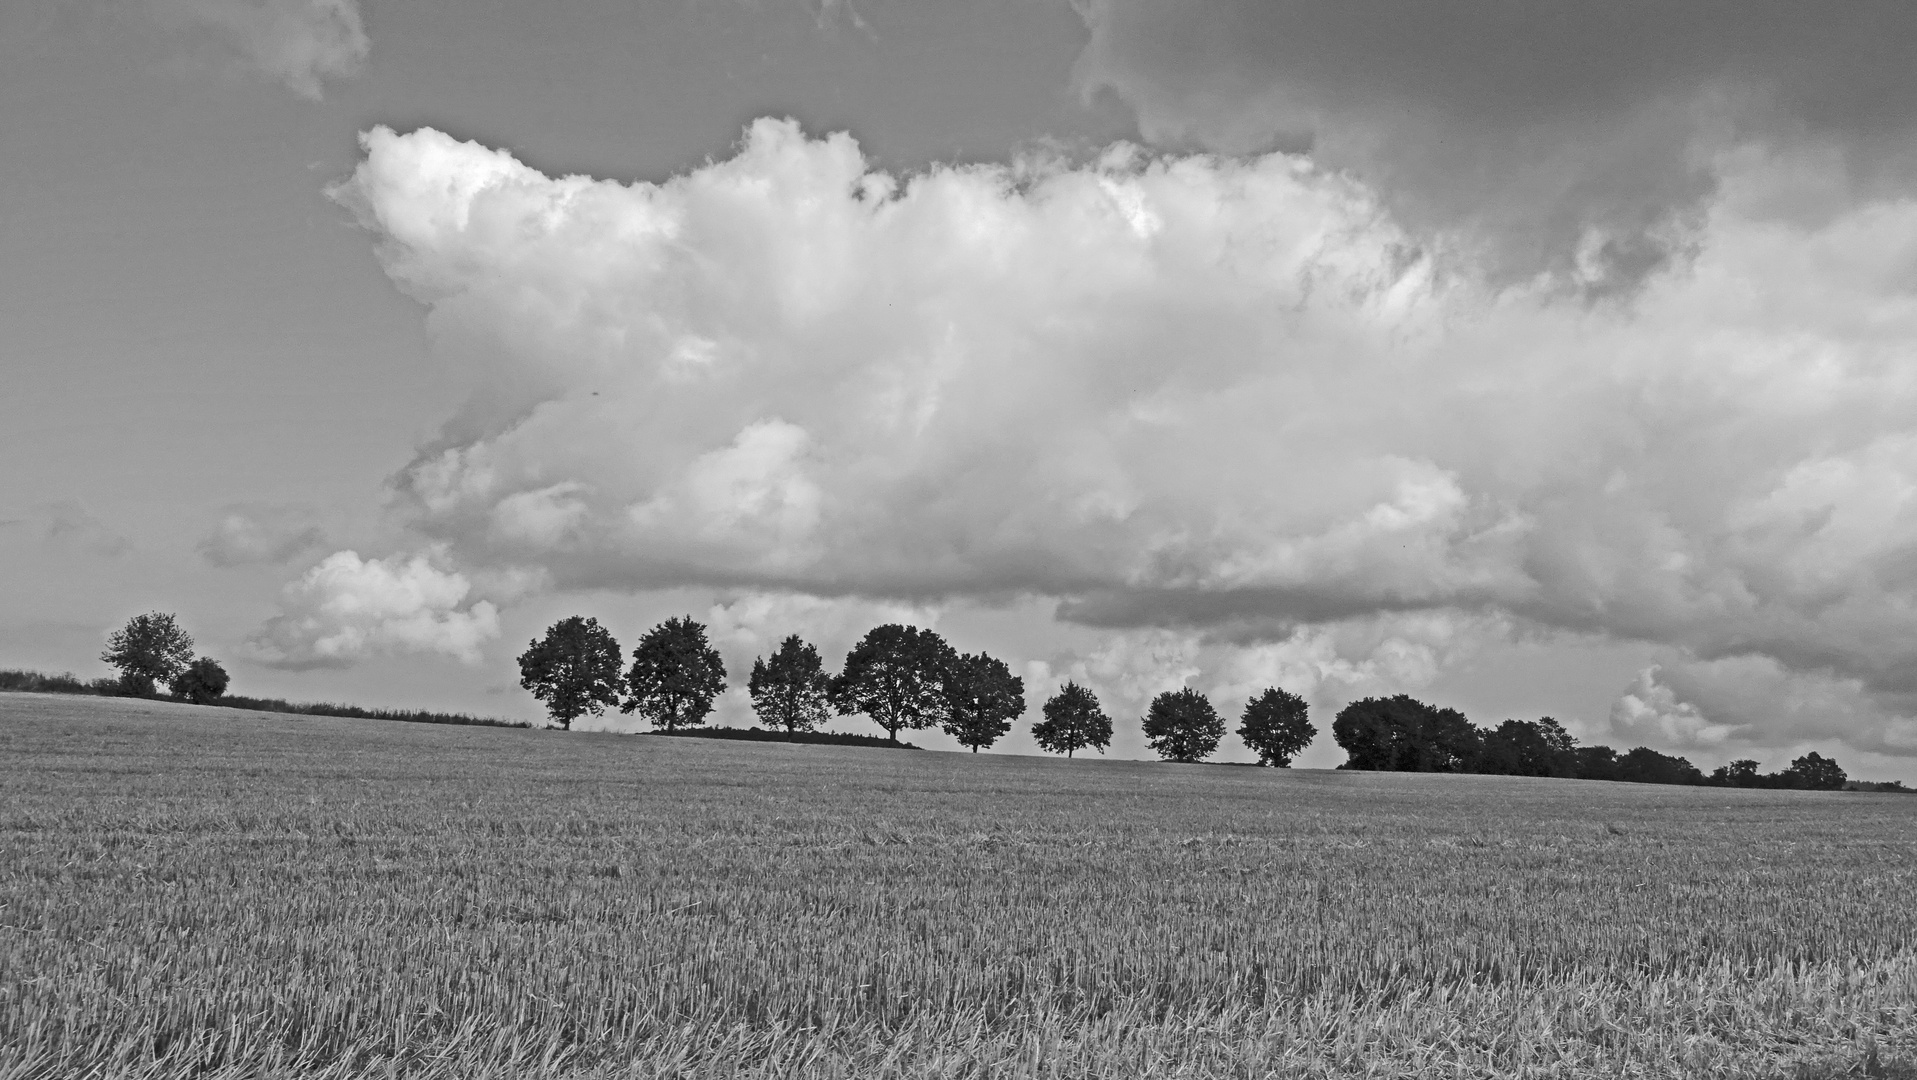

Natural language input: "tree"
[1710,759,1762,788]
[1478,717,1580,777]
[828,624,955,744]
[1778,751,1847,791]
[1142,688,1224,763]
[169,657,229,705]
[622,616,727,731]
[1032,681,1112,758]
[1331,695,1479,772]
[518,616,624,730]
[1614,746,1704,786]
[748,634,832,734]
[101,612,195,696]
[942,651,1024,752]
[1237,687,1315,767]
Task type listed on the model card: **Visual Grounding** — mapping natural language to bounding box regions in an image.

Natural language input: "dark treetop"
[1142,687,1225,764]
[829,624,955,744]
[621,616,727,732]
[518,616,624,730]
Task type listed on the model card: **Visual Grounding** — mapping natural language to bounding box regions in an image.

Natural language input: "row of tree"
[1330,694,1849,790]
[517,617,1320,765]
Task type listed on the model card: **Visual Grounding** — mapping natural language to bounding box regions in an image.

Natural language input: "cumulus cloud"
[249,548,499,669]
[1067,0,1917,288]
[151,0,367,99]
[198,504,327,567]
[328,119,1917,758]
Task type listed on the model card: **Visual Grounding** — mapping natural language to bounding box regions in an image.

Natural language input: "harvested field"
[2,691,1914,1078]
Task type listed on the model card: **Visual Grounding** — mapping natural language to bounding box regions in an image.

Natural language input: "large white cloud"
[249,548,499,669]
[327,119,1917,757]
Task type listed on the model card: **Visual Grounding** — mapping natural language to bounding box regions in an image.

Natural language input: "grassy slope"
[2,692,1914,1079]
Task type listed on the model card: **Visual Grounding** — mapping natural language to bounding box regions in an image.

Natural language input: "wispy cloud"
[150,0,367,100]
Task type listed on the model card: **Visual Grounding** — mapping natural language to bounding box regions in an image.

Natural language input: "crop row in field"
[2,692,1914,1078]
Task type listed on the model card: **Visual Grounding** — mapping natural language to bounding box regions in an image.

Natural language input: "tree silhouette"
[101,612,195,696]
[1779,751,1847,790]
[518,616,624,730]
[1142,688,1224,763]
[1236,687,1314,767]
[622,616,727,731]
[748,634,832,734]
[169,657,229,705]
[1032,681,1112,758]
[828,624,954,744]
[942,651,1024,752]
[1332,695,1478,772]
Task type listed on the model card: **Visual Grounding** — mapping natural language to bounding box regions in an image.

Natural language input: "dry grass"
[2,691,1914,1078]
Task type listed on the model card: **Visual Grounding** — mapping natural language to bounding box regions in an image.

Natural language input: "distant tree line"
[1329,694,1852,791]
[0,612,526,729]
[518,616,1318,765]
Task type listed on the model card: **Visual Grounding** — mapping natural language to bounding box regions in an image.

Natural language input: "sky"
[5,0,1917,778]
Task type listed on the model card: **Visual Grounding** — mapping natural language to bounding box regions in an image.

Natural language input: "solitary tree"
[622,616,728,731]
[1031,681,1112,758]
[101,612,195,696]
[169,657,229,705]
[828,624,955,744]
[748,634,832,734]
[1237,687,1315,767]
[942,651,1024,752]
[1142,688,1224,763]
[518,616,624,730]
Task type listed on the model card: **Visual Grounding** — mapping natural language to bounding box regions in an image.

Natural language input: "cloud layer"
[1069,0,1917,288]
[153,0,367,99]
[325,119,1917,757]
[250,548,499,669]
[198,504,327,567]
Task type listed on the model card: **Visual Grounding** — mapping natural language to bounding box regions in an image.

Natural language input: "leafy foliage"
[100,612,195,697]
[621,616,727,731]
[828,624,955,743]
[1332,695,1479,772]
[1031,681,1112,758]
[941,652,1024,752]
[1711,752,1849,791]
[1142,688,1224,763]
[747,635,832,734]
[1235,687,1314,767]
[518,616,625,730]
[169,657,229,705]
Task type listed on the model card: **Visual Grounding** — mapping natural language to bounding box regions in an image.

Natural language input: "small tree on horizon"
[170,657,229,705]
[101,612,195,697]
[942,651,1024,753]
[1031,681,1112,758]
[1143,687,1225,763]
[518,616,624,730]
[1237,687,1314,767]
[748,634,832,734]
[622,616,728,731]
[828,624,955,744]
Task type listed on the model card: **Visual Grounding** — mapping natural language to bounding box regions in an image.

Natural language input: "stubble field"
[2,691,1915,1079]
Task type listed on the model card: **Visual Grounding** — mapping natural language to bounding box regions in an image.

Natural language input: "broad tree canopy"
[748,634,832,734]
[1032,681,1112,758]
[518,616,624,730]
[1142,688,1224,763]
[101,612,195,696]
[942,651,1023,753]
[828,624,955,743]
[622,616,727,731]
